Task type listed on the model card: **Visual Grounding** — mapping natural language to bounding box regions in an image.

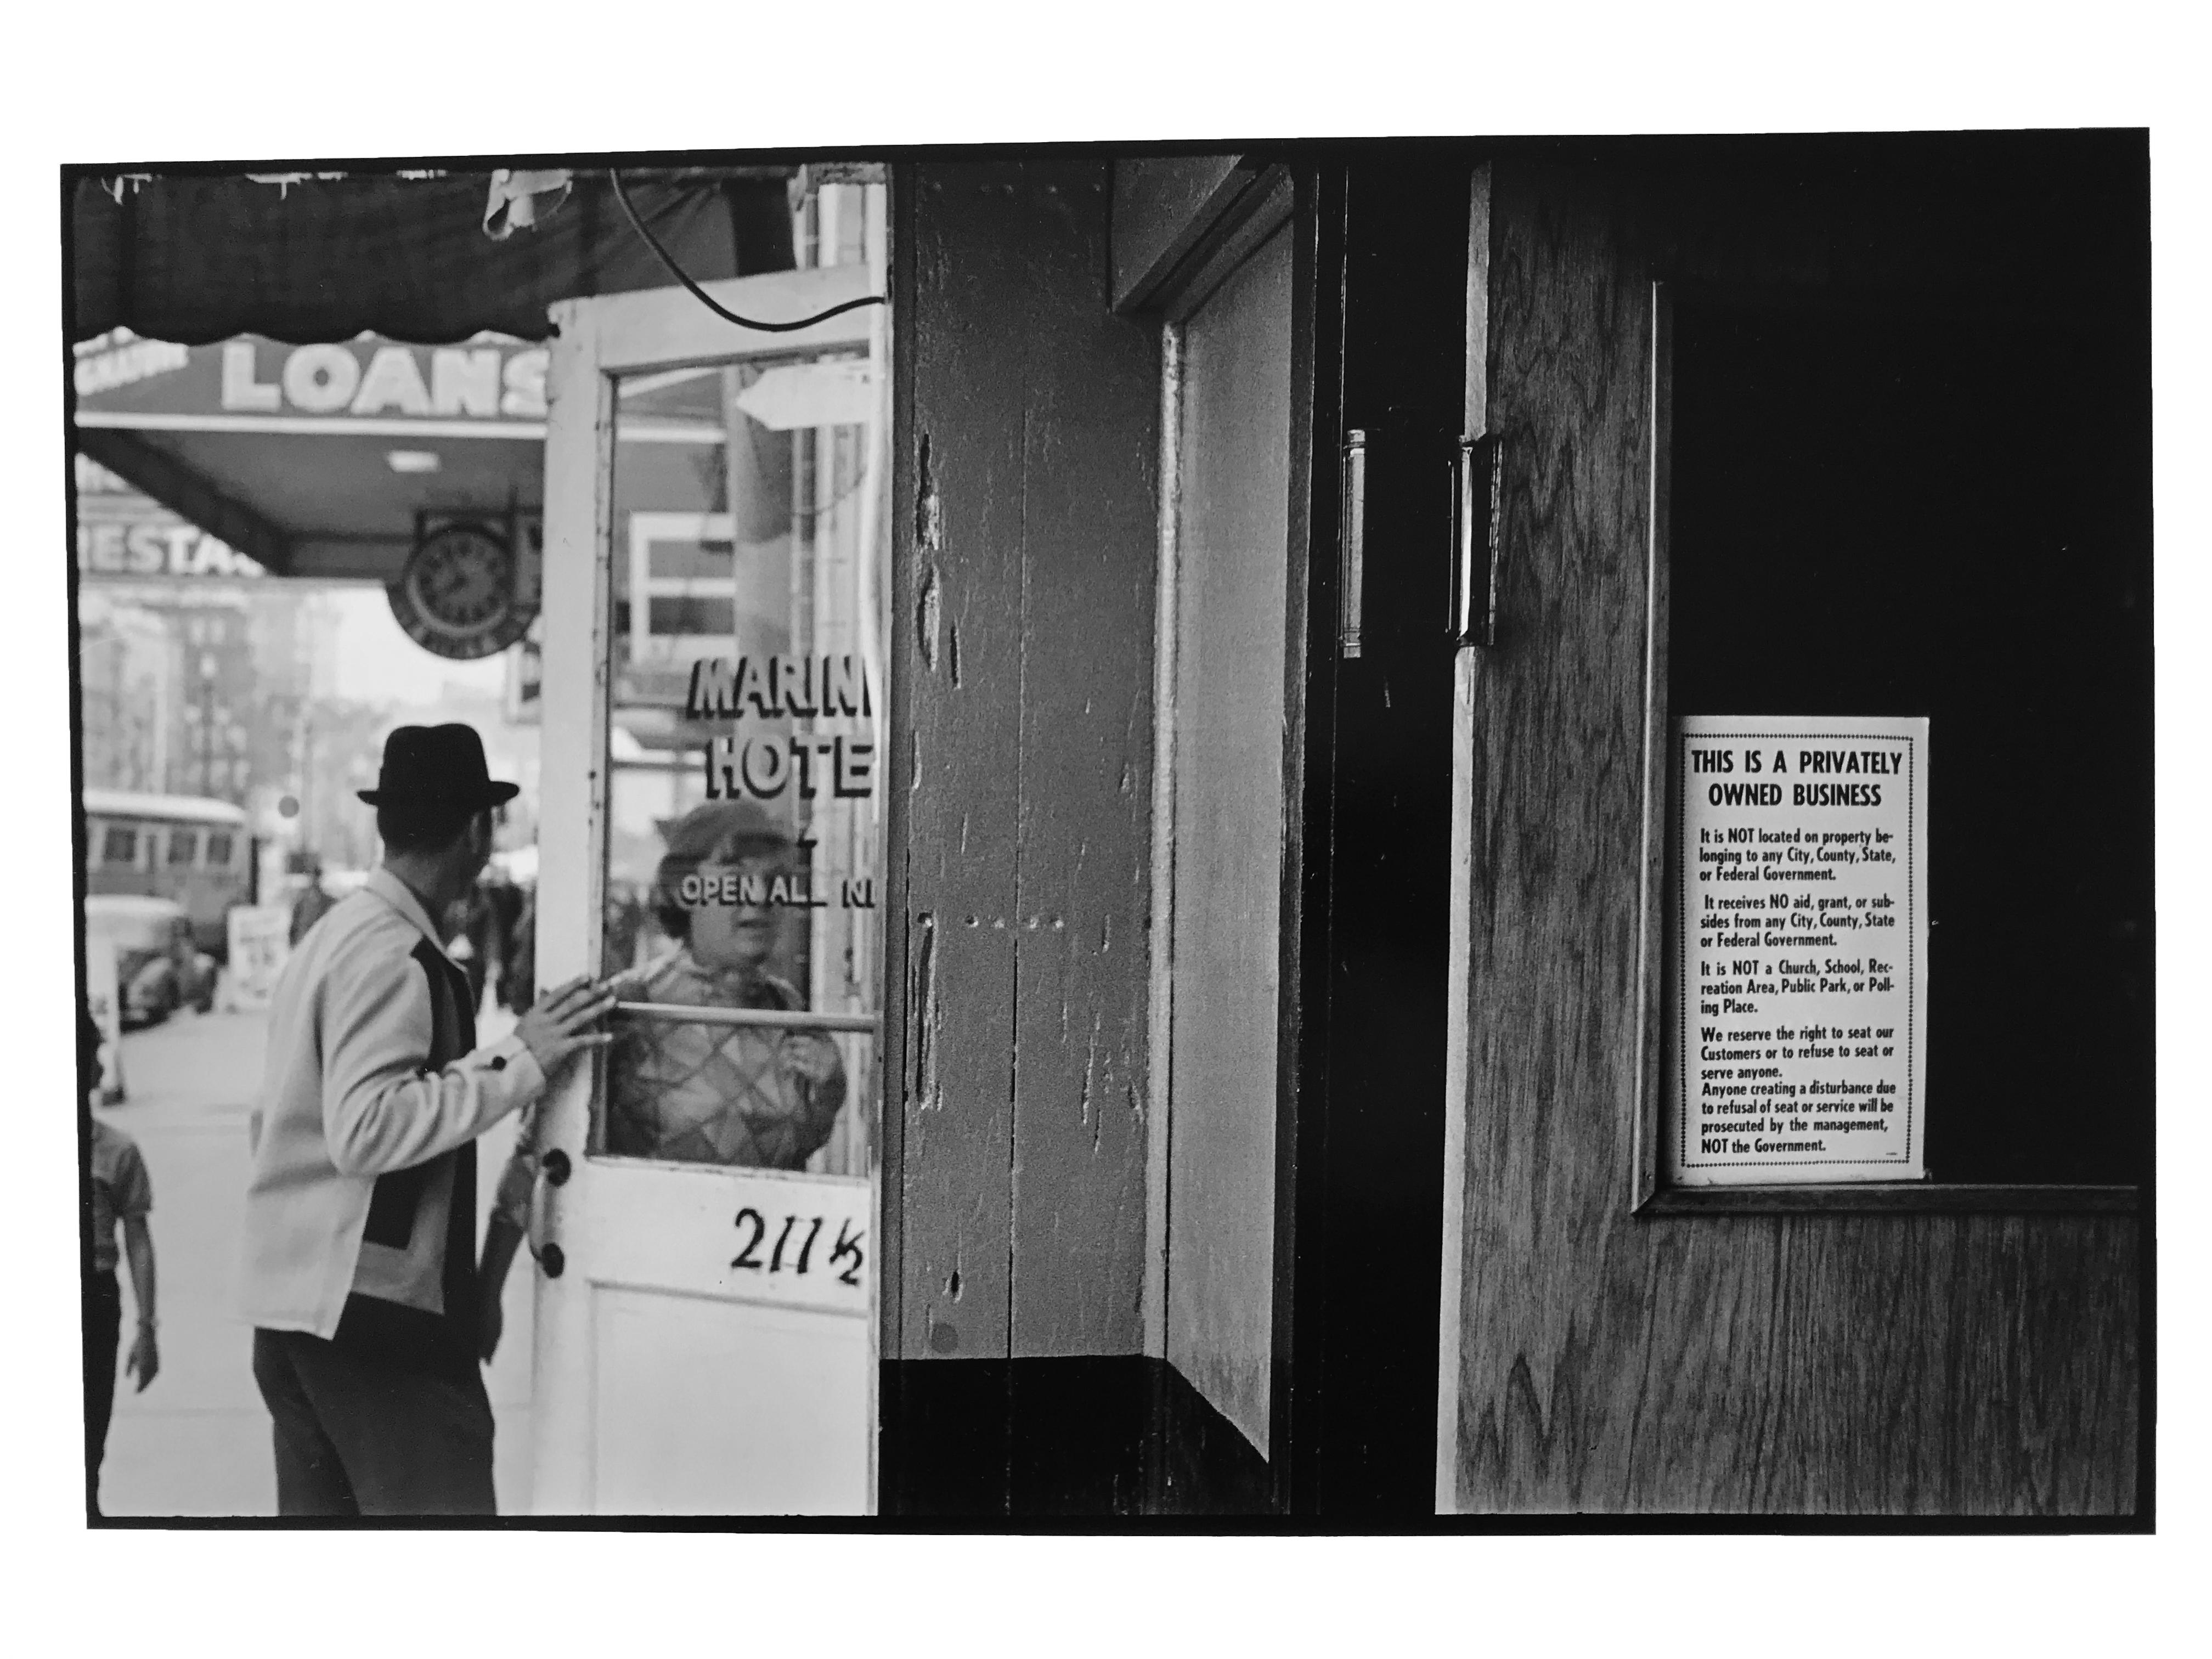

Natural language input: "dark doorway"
[1280,155,1472,1516]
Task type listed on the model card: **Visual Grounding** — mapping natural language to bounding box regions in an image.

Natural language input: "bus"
[81,788,255,958]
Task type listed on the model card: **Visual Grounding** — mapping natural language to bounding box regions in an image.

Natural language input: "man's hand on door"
[515,975,618,1077]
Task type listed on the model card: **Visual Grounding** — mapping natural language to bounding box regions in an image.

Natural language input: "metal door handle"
[1340,429,1367,659]
[526,1143,567,1274]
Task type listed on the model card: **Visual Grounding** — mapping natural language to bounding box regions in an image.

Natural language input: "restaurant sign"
[73,455,265,579]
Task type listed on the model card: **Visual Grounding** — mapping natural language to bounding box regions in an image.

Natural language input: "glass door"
[528,186,887,1514]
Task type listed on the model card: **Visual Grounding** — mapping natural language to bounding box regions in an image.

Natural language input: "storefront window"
[594,344,882,1180]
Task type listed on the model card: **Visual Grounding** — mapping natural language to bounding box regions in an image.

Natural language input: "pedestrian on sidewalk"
[238,724,614,1517]
[83,1013,158,1518]
[288,856,335,947]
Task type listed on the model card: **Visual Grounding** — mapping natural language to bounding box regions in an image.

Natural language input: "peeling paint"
[915,432,943,553]
[917,563,941,673]
[913,912,940,1115]
[916,434,943,675]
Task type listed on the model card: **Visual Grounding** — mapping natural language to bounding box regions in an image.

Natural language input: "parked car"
[84,894,218,1028]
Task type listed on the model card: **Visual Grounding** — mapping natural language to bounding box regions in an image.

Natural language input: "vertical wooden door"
[1435,144,2146,1516]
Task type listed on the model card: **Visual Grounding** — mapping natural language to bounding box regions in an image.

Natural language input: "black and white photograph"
[10,5,2207,1649]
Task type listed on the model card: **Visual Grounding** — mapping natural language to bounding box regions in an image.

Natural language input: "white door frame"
[529,262,879,1513]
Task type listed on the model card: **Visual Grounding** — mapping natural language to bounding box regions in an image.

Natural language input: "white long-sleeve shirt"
[236,868,544,1339]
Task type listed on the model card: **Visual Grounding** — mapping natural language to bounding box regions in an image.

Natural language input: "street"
[93,1000,536,1517]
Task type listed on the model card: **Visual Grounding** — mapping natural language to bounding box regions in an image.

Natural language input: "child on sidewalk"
[83,1013,157,1516]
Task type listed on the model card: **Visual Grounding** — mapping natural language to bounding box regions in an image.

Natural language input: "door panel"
[531,198,888,1514]
[1164,219,1295,1456]
[592,1290,871,1514]
[1438,145,2145,1515]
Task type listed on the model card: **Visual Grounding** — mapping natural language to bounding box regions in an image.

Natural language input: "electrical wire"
[608,170,888,334]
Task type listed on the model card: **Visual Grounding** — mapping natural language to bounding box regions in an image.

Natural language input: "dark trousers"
[86,1271,121,1514]
[251,1327,495,1516]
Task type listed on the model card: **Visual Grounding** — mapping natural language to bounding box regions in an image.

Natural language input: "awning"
[69,168,794,346]
[67,165,804,582]
[73,331,556,580]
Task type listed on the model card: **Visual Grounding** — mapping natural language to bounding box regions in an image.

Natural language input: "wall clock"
[387,519,536,661]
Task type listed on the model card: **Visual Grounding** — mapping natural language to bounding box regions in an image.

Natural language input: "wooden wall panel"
[890,163,1158,1365]
[1010,168,1160,1359]
[893,166,1025,1363]
[1446,155,2141,1515]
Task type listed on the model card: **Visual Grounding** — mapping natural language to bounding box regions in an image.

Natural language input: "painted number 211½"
[732,1209,865,1286]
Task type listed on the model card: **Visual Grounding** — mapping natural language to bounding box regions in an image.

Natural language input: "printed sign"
[224,905,292,1012]
[1669,715,1929,1185]
[86,933,126,1104]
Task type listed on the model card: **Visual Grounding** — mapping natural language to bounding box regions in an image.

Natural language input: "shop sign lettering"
[77,518,264,578]
[686,653,877,807]
[217,340,548,420]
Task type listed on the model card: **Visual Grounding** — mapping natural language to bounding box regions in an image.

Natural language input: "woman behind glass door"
[603,799,847,1168]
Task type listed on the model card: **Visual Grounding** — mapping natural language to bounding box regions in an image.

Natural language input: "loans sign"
[1669,715,1929,1186]
[73,330,549,430]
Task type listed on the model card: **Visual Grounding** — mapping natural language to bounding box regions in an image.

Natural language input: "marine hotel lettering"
[684,654,877,804]
[217,340,549,420]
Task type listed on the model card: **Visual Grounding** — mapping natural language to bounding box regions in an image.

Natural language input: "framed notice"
[1668,715,1929,1186]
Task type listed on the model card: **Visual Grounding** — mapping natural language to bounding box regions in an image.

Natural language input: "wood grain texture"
[1447,155,2141,1515]
[889,163,1159,1364]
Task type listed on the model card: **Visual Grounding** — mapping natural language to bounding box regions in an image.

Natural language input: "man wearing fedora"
[238,724,613,1516]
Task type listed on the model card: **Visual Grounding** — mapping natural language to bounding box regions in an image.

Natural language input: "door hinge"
[1448,433,1503,647]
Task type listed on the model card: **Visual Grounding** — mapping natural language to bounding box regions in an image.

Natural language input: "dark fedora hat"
[357,723,521,810]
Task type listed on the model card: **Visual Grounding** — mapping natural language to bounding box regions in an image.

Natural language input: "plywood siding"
[1446,157,2141,1514]
[890,163,1158,1364]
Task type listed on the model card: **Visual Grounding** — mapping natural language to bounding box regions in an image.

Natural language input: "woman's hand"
[779,1031,842,1087]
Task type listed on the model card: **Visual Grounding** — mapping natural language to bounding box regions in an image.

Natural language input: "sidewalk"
[97,1002,536,1517]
